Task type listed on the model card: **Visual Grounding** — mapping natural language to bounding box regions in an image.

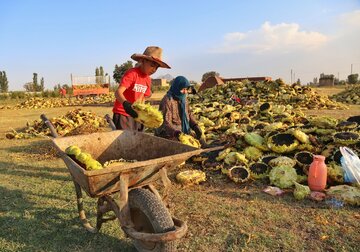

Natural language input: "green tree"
[4,71,9,92]
[113,61,133,83]
[40,77,45,91]
[347,73,359,84]
[95,67,100,84]
[296,78,301,85]
[0,72,3,91]
[95,66,105,84]
[313,77,318,86]
[33,73,38,91]
[54,83,61,91]
[62,84,70,91]
[201,71,220,82]
[54,83,70,92]
[0,71,9,92]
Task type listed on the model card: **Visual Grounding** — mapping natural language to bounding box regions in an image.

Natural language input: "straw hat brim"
[131,54,171,69]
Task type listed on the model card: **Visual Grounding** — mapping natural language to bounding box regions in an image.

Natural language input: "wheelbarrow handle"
[105,114,117,131]
[189,145,225,157]
[40,114,59,138]
[200,145,224,152]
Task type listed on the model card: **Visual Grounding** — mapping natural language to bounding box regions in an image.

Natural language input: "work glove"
[123,101,138,118]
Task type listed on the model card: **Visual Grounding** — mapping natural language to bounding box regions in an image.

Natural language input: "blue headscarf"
[166,76,191,134]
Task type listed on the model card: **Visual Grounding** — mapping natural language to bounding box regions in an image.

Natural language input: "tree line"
[23,73,45,92]
[0,71,9,92]
[112,61,204,85]
[1,66,359,93]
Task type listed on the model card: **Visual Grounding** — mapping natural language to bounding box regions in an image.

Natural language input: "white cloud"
[194,10,360,85]
[223,32,247,41]
[213,21,328,54]
[339,9,360,27]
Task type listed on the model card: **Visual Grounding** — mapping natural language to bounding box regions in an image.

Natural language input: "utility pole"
[291,69,293,83]
[351,64,353,74]
[293,72,296,84]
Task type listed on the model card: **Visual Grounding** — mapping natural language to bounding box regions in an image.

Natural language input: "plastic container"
[308,155,327,191]
[325,197,344,209]
[340,147,360,186]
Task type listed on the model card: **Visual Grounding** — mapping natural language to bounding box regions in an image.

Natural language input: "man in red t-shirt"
[113,46,171,131]
[59,87,66,98]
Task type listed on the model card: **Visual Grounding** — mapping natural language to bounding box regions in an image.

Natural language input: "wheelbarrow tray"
[52,130,206,197]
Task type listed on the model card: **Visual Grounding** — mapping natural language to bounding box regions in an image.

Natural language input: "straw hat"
[131,46,171,69]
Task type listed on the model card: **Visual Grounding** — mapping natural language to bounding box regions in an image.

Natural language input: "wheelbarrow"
[40,114,222,251]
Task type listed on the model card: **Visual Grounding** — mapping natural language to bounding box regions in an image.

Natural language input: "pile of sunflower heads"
[190,79,348,110]
[6,109,107,139]
[9,97,72,109]
[189,89,360,186]
[2,94,115,110]
[331,84,360,104]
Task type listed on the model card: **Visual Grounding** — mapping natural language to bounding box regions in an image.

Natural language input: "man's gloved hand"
[123,101,138,118]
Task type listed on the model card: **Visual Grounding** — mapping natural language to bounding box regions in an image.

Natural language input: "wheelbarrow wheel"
[129,188,176,252]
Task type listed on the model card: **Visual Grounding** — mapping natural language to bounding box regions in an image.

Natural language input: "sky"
[1,0,360,91]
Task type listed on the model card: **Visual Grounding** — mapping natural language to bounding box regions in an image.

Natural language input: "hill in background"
[156,74,173,81]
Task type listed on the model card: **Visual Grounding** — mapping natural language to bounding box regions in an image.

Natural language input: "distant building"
[319,74,335,86]
[222,76,272,82]
[198,76,272,92]
[151,79,169,87]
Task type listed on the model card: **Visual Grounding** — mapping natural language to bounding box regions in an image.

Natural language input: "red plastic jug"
[308,155,327,191]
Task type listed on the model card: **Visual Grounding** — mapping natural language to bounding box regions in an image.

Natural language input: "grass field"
[0,91,359,252]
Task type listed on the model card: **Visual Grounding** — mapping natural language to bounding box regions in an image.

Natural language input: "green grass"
[0,138,134,252]
[0,103,359,251]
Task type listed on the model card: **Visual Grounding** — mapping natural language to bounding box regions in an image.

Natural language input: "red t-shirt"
[113,67,151,115]
[60,88,66,95]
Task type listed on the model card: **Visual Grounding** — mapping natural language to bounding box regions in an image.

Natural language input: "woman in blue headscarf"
[155,76,205,145]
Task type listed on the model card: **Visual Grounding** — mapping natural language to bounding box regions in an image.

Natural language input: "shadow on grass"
[0,186,135,252]
[0,161,70,181]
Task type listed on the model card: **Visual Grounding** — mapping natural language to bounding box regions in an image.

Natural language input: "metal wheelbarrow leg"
[41,114,117,234]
